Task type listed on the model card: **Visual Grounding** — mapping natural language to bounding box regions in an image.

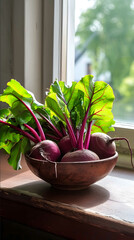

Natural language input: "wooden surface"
[0,151,134,240]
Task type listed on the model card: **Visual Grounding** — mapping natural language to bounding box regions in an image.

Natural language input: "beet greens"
[0,79,58,169]
[0,76,133,169]
[45,75,115,150]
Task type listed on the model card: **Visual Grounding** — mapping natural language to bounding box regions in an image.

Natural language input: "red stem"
[37,112,63,138]
[45,134,61,141]
[78,104,91,150]
[59,121,67,136]
[0,120,38,143]
[109,137,134,169]
[24,124,41,142]
[84,121,92,149]
[78,85,94,150]
[12,95,46,141]
[64,115,77,148]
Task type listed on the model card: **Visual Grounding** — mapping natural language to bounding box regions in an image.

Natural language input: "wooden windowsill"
[0,151,134,240]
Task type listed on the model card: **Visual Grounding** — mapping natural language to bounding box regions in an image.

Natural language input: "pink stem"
[45,134,61,141]
[84,121,92,149]
[24,124,41,142]
[0,120,38,143]
[37,112,63,138]
[13,95,46,141]
[59,121,67,136]
[78,104,91,150]
[64,115,77,148]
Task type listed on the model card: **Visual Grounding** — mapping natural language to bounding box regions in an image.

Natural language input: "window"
[60,0,134,168]
[0,0,133,169]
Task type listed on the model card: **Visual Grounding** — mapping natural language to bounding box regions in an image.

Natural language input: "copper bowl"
[25,152,118,190]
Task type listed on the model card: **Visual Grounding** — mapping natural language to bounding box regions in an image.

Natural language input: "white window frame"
[53,0,75,85]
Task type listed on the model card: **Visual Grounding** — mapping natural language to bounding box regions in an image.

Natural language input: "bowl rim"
[25,151,118,165]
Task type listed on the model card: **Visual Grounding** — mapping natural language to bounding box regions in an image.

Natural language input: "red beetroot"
[58,135,73,155]
[61,149,99,162]
[30,140,61,162]
[89,132,116,159]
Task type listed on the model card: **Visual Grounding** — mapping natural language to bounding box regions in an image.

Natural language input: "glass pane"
[75,0,134,124]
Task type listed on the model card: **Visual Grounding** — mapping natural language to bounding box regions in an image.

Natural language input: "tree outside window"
[75,0,134,124]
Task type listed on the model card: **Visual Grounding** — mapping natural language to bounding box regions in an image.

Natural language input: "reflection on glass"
[75,0,134,124]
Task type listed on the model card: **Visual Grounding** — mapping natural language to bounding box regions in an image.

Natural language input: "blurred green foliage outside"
[75,0,134,123]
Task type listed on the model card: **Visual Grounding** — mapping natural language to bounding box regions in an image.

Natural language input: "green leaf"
[0,109,11,119]
[10,101,32,124]
[47,80,84,128]
[8,141,22,170]
[91,119,115,133]
[70,90,85,128]
[50,81,78,111]
[76,75,115,133]
[0,125,21,142]
[21,137,31,154]
[8,137,31,170]
[45,92,68,121]
[0,124,22,154]
[0,79,32,107]
[0,141,13,154]
[0,79,44,126]
[76,75,94,110]
[89,81,115,132]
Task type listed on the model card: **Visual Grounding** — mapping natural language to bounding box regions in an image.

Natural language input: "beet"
[58,135,73,155]
[61,149,99,162]
[89,132,116,159]
[89,133,133,169]
[30,140,61,162]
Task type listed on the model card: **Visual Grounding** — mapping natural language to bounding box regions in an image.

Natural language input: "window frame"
[53,0,75,85]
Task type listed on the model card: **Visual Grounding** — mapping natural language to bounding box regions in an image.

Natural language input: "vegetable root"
[61,149,99,162]
[30,140,61,162]
[58,135,74,155]
[89,133,133,168]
